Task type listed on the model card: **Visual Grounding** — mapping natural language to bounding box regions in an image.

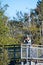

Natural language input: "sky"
[1,0,38,19]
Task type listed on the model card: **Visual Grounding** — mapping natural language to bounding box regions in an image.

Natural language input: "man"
[24,35,31,45]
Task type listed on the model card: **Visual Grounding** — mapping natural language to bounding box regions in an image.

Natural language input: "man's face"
[27,37,30,41]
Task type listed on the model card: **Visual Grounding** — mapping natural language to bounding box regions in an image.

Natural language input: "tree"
[35,0,43,44]
[30,8,41,44]
[0,3,9,44]
[0,3,20,45]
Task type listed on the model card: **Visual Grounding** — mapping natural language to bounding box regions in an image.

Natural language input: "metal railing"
[21,44,43,60]
[0,45,21,65]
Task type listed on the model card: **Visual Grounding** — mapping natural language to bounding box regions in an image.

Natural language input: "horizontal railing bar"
[21,44,43,47]
[21,47,43,49]
[21,57,43,60]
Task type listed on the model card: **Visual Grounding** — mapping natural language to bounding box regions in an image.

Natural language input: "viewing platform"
[21,44,43,62]
[0,44,43,65]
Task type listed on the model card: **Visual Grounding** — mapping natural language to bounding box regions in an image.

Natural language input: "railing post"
[27,44,28,59]
[29,45,31,65]
[37,46,38,63]
[21,62,24,65]
[21,44,22,59]
[29,61,31,65]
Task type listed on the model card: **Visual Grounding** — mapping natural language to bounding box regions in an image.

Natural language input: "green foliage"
[0,3,19,45]
[0,1,43,65]
[0,0,43,45]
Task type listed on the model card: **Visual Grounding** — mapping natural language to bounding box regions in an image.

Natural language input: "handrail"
[21,44,43,47]
[21,44,43,60]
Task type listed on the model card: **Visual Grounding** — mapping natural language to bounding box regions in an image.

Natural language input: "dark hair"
[24,36,27,40]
